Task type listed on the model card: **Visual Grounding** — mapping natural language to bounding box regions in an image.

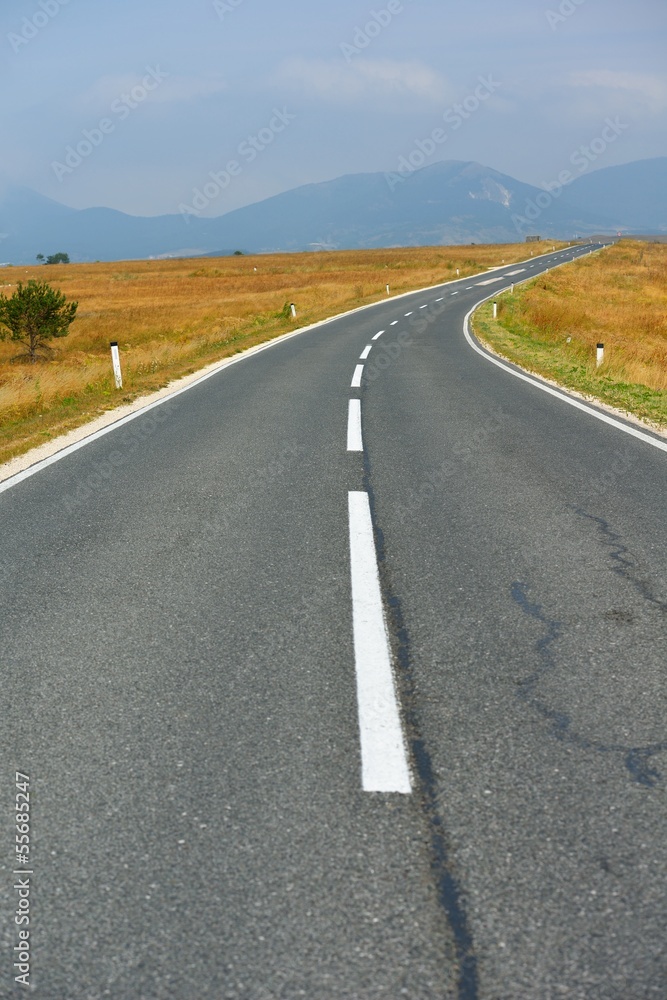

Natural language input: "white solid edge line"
[348,491,412,794]
[347,399,363,452]
[372,330,385,340]
[359,345,372,360]
[463,297,667,454]
[351,364,364,388]
[0,244,585,496]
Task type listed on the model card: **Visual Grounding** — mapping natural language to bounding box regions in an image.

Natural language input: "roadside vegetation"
[472,240,667,430]
[0,280,77,362]
[0,241,562,465]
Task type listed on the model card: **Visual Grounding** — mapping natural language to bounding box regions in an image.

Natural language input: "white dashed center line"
[435,297,444,302]
[419,304,428,309]
[347,399,363,451]
[404,312,413,316]
[390,320,399,326]
[348,491,412,794]
[372,330,385,340]
[359,345,372,360]
[351,365,364,388]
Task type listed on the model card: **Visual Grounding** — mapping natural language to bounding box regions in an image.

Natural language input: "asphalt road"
[2,243,666,1000]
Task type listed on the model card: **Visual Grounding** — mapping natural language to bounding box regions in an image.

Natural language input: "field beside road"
[0,242,561,466]
[472,240,667,429]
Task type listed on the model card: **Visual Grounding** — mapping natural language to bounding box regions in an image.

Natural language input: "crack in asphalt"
[512,509,667,788]
[573,508,667,614]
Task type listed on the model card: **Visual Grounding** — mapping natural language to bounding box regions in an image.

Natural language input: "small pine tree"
[0,280,77,362]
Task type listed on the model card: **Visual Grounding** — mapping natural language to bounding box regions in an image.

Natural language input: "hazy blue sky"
[2,0,666,217]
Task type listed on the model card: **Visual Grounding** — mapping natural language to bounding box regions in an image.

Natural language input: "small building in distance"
[525,235,541,243]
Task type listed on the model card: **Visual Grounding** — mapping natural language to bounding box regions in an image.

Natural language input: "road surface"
[2,243,666,999]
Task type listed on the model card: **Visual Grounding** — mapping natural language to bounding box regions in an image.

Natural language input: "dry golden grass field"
[473,240,667,429]
[0,241,562,466]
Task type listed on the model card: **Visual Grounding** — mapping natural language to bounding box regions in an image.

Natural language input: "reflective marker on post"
[110,341,123,389]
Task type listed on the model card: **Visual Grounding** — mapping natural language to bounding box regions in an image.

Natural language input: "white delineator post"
[290,302,297,318]
[596,343,604,367]
[386,284,390,295]
[493,301,497,319]
[110,342,123,389]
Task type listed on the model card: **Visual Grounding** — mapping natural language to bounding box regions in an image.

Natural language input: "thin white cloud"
[568,70,667,114]
[151,75,229,104]
[75,73,228,111]
[275,57,452,106]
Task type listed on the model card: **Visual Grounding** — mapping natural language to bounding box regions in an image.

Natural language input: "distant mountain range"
[1,157,665,264]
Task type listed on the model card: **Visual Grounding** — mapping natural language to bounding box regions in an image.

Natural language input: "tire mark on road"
[362,448,478,1000]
